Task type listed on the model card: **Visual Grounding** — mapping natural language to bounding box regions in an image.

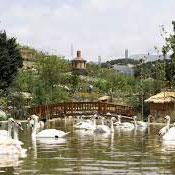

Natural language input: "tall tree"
[0,31,22,90]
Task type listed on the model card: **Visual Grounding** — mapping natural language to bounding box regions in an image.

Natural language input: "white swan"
[159,115,170,136]
[29,115,69,138]
[115,115,135,131]
[0,118,23,145]
[134,116,148,129]
[161,116,175,141]
[94,117,115,134]
[0,120,26,155]
[27,115,45,131]
[73,114,97,130]
[74,118,93,130]
[0,118,14,139]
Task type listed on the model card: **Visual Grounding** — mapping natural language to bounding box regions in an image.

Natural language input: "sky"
[0,0,175,61]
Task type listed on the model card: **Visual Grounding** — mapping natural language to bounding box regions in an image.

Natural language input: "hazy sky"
[1,0,175,61]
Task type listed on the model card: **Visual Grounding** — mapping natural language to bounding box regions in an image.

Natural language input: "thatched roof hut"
[145,91,175,122]
[145,92,175,103]
[98,95,111,102]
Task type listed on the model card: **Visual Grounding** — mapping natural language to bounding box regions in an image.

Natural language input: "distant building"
[113,64,135,76]
[125,49,128,59]
[145,91,175,122]
[98,56,101,66]
[71,50,87,74]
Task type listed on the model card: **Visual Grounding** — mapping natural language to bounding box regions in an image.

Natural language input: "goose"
[29,115,69,138]
[93,117,115,134]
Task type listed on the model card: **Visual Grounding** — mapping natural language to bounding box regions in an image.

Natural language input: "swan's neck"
[101,118,104,125]
[13,125,19,141]
[32,118,39,138]
[32,126,37,138]
[111,119,114,133]
[8,122,12,139]
[118,117,121,124]
[93,118,96,128]
[166,118,170,129]
[133,118,137,127]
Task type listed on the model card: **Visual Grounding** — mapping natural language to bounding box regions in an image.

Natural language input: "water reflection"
[2,119,175,174]
[161,140,175,152]
[37,138,67,148]
[0,155,23,168]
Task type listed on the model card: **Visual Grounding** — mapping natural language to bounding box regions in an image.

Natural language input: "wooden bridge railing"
[29,101,135,119]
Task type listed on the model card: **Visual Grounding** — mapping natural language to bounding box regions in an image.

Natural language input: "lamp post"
[172,21,175,89]
[139,58,145,121]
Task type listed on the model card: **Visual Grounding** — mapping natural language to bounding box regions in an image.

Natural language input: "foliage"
[13,50,71,106]
[74,92,99,102]
[37,55,71,87]
[0,31,22,90]
[0,97,8,109]
[94,79,109,92]
[135,28,175,89]
[101,58,140,68]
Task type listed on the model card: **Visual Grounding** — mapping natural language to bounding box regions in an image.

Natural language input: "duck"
[29,115,69,139]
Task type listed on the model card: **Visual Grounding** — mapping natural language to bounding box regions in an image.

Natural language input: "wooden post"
[64,102,67,115]
[71,102,73,115]
[98,101,101,114]
[104,102,107,114]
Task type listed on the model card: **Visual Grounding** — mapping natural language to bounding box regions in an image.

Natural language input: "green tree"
[0,31,22,90]
[37,55,70,87]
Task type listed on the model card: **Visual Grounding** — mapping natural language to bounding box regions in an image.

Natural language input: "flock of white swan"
[0,113,174,157]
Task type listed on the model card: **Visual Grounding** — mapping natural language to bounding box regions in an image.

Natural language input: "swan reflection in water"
[31,137,67,160]
[37,138,66,147]
[0,154,23,168]
[75,128,114,148]
[161,140,175,152]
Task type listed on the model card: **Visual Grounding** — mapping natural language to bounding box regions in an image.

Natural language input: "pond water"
[1,118,175,175]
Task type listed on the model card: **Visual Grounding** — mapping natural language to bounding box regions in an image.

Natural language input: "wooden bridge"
[30,101,135,119]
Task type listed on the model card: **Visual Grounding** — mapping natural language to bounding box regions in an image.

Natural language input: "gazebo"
[145,91,175,121]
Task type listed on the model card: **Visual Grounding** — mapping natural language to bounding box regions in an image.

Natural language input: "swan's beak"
[27,117,32,121]
[17,122,23,130]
